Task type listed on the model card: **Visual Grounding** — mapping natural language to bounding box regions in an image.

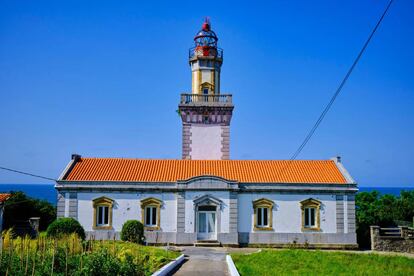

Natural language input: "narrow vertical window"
[145,207,151,226]
[257,207,263,226]
[93,197,113,229]
[151,206,157,225]
[263,208,268,226]
[301,198,321,231]
[141,198,162,230]
[310,208,315,227]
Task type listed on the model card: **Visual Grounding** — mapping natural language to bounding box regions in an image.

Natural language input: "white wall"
[184,191,230,233]
[238,194,337,233]
[190,125,223,160]
[77,192,176,232]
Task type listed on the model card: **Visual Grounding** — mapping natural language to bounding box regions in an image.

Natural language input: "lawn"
[0,230,180,275]
[231,249,414,276]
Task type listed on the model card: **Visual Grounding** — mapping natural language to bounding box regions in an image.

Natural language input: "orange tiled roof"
[0,193,11,203]
[63,158,348,184]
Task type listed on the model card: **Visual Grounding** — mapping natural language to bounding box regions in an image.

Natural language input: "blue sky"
[0,0,413,187]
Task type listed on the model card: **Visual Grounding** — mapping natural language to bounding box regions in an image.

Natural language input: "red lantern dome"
[190,18,222,59]
[194,18,218,48]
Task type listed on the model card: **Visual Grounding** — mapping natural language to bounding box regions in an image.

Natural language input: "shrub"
[121,220,144,244]
[46,217,86,240]
[81,249,121,276]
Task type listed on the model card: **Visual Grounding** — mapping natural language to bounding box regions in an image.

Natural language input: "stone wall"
[370,226,414,253]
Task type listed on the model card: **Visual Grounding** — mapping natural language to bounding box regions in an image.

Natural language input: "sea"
[0,184,413,206]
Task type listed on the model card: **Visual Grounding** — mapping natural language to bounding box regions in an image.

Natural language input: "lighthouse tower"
[178,19,234,160]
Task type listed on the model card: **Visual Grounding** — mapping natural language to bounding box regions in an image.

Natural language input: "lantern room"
[189,18,223,95]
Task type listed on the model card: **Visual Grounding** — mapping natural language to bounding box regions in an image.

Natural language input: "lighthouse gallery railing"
[180,94,232,104]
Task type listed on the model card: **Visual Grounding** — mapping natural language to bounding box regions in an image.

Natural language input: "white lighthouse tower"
[178,19,234,160]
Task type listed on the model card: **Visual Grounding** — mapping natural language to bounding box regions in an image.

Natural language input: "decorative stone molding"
[300,198,321,232]
[193,193,223,208]
[92,196,114,230]
[177,175,239,191]
[253,198,274,231]
[140,197,162,231]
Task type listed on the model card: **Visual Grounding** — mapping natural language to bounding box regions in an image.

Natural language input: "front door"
[197,211,216,240]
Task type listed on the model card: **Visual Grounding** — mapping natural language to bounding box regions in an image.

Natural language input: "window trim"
[252,198,274,231]
[93,196,114,230]
[141,197,162,230]
[300,198,321,231]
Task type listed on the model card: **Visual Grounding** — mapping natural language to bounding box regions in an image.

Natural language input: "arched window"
[141,197,162,230]
[300,198,321,231]
[252,198,274,231]
[93,196,114,230]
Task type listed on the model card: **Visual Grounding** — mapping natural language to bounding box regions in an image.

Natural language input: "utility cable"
[290,0,394,160]
[0,166,56,182]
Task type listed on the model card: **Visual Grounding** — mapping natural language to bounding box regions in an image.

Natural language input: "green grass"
[231,249,414,276]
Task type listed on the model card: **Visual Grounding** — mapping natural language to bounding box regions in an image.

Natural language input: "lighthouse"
[178,19,234,160]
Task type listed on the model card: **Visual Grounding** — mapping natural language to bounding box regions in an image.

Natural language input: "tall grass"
[0,229,179,276]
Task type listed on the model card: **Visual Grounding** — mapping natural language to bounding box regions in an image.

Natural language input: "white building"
[55,19,358,248]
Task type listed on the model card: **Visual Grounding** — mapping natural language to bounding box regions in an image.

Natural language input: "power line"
[290,0,394,161]
[0,166,56,182]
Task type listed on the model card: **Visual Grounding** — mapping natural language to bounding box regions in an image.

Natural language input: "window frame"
[92,196,114,230]
[141,197,162,230]
[300,198,321,231]
[252,198,274,231]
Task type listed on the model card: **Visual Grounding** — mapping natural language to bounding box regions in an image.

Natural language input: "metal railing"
[180,93,232,104]
[189,47,223,59]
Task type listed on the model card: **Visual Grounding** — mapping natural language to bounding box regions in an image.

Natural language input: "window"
[93,196,114,230]
[300,198,321,231]
[252,198,274,231]
[304,207,316,228]
[145,206,157,226]
[203,88,209,95]
[141,197,162,230]
[257,207,269,227]
[97,206,109,226]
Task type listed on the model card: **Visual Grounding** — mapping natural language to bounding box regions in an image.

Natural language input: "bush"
[46,217,86,240]
[121,220,144,244]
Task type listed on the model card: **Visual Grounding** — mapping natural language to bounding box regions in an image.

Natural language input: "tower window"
[203,88,209,95]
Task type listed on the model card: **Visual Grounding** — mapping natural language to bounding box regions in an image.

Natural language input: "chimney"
[71,154,81,162]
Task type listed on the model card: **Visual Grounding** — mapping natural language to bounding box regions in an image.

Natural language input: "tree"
[356,190,414,248]
[3,191,56,233]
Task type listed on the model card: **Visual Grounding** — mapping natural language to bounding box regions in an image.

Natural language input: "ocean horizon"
[0,183,413,205]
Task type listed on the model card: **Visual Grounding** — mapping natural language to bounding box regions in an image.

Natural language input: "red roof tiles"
[0,193,11,203]
[63,158,348,184]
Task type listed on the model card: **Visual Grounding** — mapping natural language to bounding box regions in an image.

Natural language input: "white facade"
[238,193,337,233]
[76,192,177,232]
